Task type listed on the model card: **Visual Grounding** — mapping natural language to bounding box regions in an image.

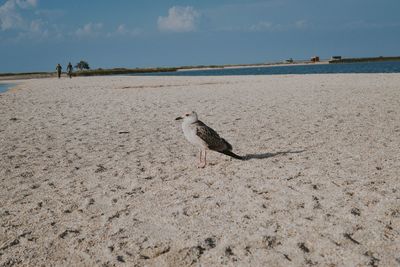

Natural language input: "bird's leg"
[198,149,206,168]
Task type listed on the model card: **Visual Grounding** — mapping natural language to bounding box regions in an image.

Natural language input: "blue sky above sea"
[0,0,400,72]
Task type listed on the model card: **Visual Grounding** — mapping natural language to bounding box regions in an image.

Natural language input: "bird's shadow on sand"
[243,150,305,160]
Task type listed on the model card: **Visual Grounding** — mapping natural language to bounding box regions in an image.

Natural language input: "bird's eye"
[185,114,189,116]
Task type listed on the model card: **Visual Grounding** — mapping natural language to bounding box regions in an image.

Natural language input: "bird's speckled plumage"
[176,111,243,167]
[193,120,232,151]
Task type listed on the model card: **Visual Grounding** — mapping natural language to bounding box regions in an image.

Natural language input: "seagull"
[175,111,244,168]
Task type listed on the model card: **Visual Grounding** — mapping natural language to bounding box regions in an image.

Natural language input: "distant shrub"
[75,60,90,71]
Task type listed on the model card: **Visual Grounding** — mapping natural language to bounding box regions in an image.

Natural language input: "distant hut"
[330,56,342,61]
[285,58,294,63]
[311,56,320,63]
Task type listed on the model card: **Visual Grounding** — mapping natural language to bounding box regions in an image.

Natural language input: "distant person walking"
[56,63,62,78]
[67,62,73,78]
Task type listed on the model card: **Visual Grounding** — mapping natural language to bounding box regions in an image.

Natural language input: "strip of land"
[2,56,399,80]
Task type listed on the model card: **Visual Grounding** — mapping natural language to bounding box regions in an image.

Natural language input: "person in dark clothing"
[67,62,73,78]
[56,63,62,78]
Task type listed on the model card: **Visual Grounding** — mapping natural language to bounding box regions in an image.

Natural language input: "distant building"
[331,56,342,61]
[311,56,320,63]
[285,58,294,63]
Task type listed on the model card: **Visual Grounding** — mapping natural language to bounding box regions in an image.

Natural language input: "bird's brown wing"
[194,120,229,151]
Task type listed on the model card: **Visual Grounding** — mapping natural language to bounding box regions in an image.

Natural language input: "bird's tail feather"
[221,138,233,151]
[220,150,244,160]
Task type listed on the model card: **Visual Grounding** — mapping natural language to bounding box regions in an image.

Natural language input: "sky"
[0,0,400,72]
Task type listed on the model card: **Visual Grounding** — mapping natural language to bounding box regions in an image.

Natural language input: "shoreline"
[4,59,396,80]
[0,82,20,93]
[2,59,400,80]
[177,61,329,72]
[1,56,400,80]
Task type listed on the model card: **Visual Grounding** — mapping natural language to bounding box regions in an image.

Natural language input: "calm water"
[136,61,400,76]
[0,83,15,93]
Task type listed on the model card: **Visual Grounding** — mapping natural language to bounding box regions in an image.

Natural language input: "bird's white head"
[175,111,198,124]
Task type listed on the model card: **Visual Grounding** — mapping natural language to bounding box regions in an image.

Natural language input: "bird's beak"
[175,116,183,121]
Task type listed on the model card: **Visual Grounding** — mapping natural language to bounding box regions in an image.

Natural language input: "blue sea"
[136,61,400,76]
[0,83,15,93]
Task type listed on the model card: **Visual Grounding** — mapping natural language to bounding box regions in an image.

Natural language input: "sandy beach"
[0,74,399,266]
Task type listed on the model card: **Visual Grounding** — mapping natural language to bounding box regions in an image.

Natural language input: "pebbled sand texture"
[1,74,399,266]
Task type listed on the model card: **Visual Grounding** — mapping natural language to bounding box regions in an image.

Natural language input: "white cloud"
[75,23,142,39]
[0,0,24,30]
[13,19,49,40]
[29,19,41,32]
[104,24,141,38]
[75,22,103,37]
[29,19,49,37]
[344,20,383,30]
[16,0,37,9]
[115,24,141,36]
[158,6,199,32]
[0,0,38,31]
[294,20,307,29]
[116,24,128,34]
[249,21,282,31]
[0,0,66,41]
[216,19,308,33]
[249,20,308,32]
[35,8,65,19]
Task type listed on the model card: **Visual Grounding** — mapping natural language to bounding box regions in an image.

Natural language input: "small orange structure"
[311,56,320,63]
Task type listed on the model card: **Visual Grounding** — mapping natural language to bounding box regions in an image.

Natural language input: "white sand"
[1,74,399,266]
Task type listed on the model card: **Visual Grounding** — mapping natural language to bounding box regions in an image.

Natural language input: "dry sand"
[0,74,399,266]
